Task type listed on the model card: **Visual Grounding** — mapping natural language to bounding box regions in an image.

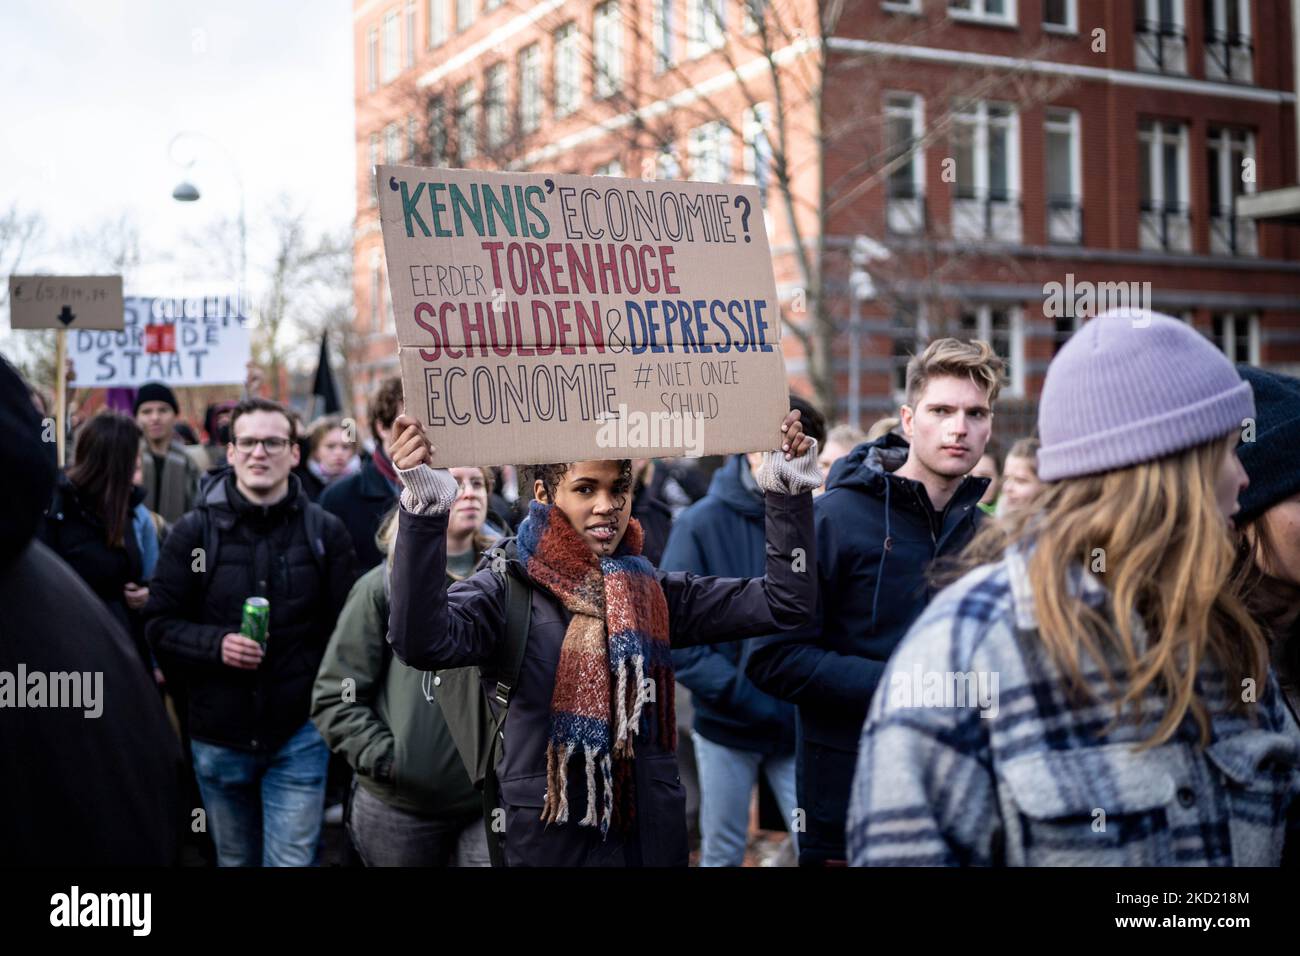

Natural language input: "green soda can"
[241,597,270,647]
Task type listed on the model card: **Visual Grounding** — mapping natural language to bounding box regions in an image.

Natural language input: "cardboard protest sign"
[378,165,789,467]
[8,275,124,330]
[68,295,251,387]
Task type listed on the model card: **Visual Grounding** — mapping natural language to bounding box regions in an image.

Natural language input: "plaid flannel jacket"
[847,545,1300,866]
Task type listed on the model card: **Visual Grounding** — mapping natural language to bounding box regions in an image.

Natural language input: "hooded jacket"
[0,355,182,865]
[746,434,989,863]
[664,456,797,754]
[320,449,399,571]
[145,471,358,753]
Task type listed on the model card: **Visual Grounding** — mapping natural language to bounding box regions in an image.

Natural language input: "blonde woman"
[848,310,1300,866]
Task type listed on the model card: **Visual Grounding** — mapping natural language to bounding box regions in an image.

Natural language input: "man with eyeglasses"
[145,397,358,866]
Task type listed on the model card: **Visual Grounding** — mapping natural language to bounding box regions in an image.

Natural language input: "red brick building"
[351,0,1300,442]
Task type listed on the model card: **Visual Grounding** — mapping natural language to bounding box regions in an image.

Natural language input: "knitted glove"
[755,437,823,495]
[395,462,461,516]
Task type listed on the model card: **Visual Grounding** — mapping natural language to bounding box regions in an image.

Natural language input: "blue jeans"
[191,720,329,867]
[691,731,798,867]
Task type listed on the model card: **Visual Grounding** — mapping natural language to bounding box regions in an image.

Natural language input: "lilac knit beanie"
[1037,309,1255,482]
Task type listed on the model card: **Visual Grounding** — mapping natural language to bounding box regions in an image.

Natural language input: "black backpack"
[429,558,532,868]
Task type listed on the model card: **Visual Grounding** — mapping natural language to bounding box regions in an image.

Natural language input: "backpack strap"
[482,563,532,868]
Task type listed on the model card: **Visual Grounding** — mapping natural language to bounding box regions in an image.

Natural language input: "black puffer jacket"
[40,475,151,672]
[388,491,815,867]
[145,471,358,753]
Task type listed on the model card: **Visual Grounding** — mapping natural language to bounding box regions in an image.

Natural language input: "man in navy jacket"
[747,340,1002,865]
[666,397,825,866]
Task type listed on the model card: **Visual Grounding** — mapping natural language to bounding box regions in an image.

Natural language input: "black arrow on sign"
[57,306,76,327]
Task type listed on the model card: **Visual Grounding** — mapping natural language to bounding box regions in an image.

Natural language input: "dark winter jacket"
[145,471,358,753]
[0,354,182,865]
[40,475,156,673]
[746,434,989,864]
[320,450,399,571]
[663,456,796,755]
[312,563,480,819]
[387,490,815,866]
[633,462,675,567]
[139,439,203,525]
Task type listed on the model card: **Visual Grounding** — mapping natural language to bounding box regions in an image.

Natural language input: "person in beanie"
[847,309,1300,867]
[385,408,820,866]
[136,382,204,524]
[1231,366,1300,720]
[145,397,358,866]
[748,339,1001,865]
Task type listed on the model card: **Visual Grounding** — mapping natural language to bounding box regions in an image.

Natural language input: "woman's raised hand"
[779,408,813,461]
[388,414,436,470]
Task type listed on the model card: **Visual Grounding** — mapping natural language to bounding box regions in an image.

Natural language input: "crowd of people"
[2,305,1298,868]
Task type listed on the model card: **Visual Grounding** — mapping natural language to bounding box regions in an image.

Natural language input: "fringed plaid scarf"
[514,499,675,838]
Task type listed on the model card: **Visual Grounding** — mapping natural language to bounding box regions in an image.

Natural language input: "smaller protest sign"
[68,295,251,387]
[7,275,124,330]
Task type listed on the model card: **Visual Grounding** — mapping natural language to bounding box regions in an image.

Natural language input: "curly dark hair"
[523,460,633,504]
[369,376,404,443]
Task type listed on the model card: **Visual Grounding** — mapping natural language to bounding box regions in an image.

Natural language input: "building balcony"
[1135,20,1187,74]
[952,191,1022,244]
[1046,195,1083,244]
[1204,31,1254,84]
[886,186,927,236]
[1139,201,1192,252]
[1210,205,1259,256]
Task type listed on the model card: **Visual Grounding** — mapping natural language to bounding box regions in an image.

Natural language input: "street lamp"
[168,131,248,317]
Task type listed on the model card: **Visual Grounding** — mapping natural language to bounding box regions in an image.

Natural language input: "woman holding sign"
[386,412,820,866]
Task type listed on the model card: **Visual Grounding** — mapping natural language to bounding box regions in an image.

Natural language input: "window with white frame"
[518,44,542,135]
[429,0,447,47]
[369,252,382,330]
[456,81,478,161]
[456,0,474,32]
[1135,0,1187,74]
[405,1,416,67]
[656,145,682,179]
[407,114,419,160]
[593,2,622,98]
[689,121,732,183]
[949,0,1016,25]
[883,0,921,12]
[1207,127,1257,256]
[742,103,773,205]
[427,95,448,165]
[951,100,1021,242]
[368,133,380,205]
[484,64,508,149]
[367,27,379,91]
[654,0,674,73]
[484,0,502,10]
[892,302,929,398]
[1204,0,1253,83]
[384,123,402,165]
[688,0,726,58]
[382,10,400,83]
[553,23,580,117]
[595,160,624,176]
[959,305,1024,396]
[1211,312,1260,364]
[885,92,925,235]
[1045,108,1082,243]
[1043,0,1076,31]
[1138,119,1190,252]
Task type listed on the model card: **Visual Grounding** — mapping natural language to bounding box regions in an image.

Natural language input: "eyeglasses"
[233,436,291,455]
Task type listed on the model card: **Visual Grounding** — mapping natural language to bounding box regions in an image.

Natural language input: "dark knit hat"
[1236,365,1300,525]
[133,382,179,416]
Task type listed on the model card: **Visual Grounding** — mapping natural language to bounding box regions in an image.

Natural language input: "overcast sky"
[0,0,355,304]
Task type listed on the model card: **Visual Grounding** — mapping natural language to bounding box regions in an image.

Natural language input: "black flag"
[311,333,342,415]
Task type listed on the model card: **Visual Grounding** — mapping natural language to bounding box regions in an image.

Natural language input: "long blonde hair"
[948,436,1268,747]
